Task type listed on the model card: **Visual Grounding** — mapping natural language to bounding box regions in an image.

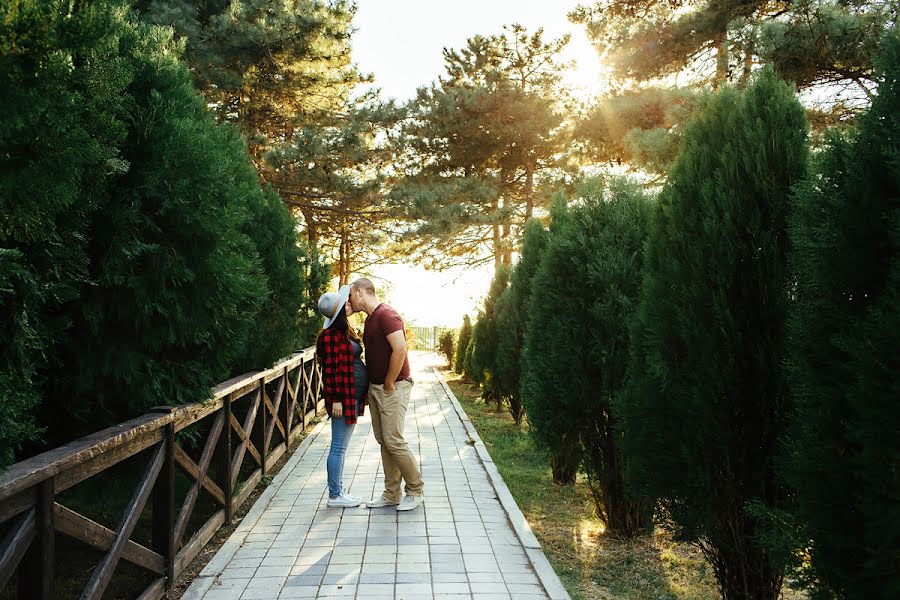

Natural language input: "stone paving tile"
[186,353,558,600]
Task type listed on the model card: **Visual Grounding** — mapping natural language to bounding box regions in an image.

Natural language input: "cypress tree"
[495,218,548,424]
[522,182,654,534]
[620,70,809,598]
[520,201,579,486]
[470,265,510,409]
[454,315,473,374]
[781,29,900,598]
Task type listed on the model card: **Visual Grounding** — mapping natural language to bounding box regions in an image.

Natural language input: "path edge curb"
[181,414,330,599]
[433,368,572,600]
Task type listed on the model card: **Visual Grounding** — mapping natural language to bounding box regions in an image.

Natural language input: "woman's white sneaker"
[396,495,424,512]
[327,492,362,508]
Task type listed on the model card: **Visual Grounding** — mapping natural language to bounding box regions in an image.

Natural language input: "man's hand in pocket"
[332,403,343,419]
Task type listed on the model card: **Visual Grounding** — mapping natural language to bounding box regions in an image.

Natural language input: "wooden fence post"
[282,367,291,453]
[150,407,176,590]
[222,395,234,525]
[256,380,267,479]
[19,477,54,600]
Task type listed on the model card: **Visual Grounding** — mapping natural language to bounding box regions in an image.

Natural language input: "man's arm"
[384,329,407,392]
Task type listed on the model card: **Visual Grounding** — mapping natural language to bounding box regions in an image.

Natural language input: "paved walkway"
[184,352,569,600]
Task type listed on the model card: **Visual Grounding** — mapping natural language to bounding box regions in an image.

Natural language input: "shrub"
[438,329,455,367]
[1,2,312,453]
[454,315,472,374]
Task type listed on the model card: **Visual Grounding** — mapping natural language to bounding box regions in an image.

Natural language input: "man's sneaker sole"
[327,498,361,508]
[366,499,400,508]
[396,496,424,511]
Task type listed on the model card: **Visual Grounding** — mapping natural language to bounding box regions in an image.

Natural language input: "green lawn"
[442,370,729,600]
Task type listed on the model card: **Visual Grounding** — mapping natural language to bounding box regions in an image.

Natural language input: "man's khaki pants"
[367,379,424,500]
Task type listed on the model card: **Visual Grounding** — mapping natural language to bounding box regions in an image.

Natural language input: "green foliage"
[1,2,311,456]
[520,182,654,536]
[581,87,698,174]
[779,29,900,598]
[620,70,809,598]
[454,315,473,374]
[470,265,511,406]
[494,218,548,424]
[0,0,136,463]
[438,330,455,368]
[140,0,364,156]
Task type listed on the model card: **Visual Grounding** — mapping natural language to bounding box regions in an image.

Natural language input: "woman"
[316,284,369,508]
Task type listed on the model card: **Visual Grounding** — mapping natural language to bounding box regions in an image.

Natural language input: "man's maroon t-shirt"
[363,303,411,384]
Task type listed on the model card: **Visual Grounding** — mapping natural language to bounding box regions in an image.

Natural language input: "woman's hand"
[332,403,343,419]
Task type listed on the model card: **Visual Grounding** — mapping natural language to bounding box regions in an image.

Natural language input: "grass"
[441,369,803,600]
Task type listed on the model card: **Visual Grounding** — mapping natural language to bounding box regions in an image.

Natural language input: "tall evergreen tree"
[780,29,900,598]
[469,265,510,408]
[494,218,548,424]
[520,202,579,486]
[454,314,473,374]
[620,70,809,598]
[522,181,654,534]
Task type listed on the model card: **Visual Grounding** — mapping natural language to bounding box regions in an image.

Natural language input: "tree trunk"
[302,209,318,246]
[492,197,501,270]
[338,228,350,285]
[706,510,784,600]
[740,39,754,88]
[550,452,577,485]
[500,196,512,265]
[714,30,729,87]
[524,165,535,220]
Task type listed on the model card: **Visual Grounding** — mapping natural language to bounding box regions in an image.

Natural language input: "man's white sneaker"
[396,495,424,512]
[365,495,400,508]
[340,488,362,503]
[327,492,362,508]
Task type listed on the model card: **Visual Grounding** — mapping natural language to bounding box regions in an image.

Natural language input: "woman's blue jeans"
[327,415,356,498]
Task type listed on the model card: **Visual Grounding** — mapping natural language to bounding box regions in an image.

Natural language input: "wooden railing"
[0,346,323,599]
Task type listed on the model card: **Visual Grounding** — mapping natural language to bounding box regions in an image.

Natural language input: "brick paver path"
[184,352,566,600]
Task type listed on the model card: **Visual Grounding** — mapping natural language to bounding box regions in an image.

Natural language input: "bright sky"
[350,1,605,326]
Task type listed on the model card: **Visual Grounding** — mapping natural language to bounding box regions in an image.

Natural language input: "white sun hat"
[317,284,351,328]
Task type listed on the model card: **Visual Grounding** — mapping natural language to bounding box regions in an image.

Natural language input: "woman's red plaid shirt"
[317,329,364,424]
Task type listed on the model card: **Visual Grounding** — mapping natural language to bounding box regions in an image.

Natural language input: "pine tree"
[781,29,900,598]
[494,218,548,424]
[455,315,473,374]
[393,26,571,272]
[139,0,364,164]
[620,70,809,598]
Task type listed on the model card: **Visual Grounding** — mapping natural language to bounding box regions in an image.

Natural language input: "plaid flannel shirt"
[317,329,363,424]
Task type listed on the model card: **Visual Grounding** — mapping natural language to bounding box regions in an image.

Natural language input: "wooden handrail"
[0,345,323,599]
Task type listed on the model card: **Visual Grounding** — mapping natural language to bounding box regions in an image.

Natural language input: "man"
[348,277,424,511]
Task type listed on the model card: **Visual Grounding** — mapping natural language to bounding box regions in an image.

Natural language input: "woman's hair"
[316,304,360,360]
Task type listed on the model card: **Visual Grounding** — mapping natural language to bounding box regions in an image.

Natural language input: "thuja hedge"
[0,1,322,462]
[468,61,898,598]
